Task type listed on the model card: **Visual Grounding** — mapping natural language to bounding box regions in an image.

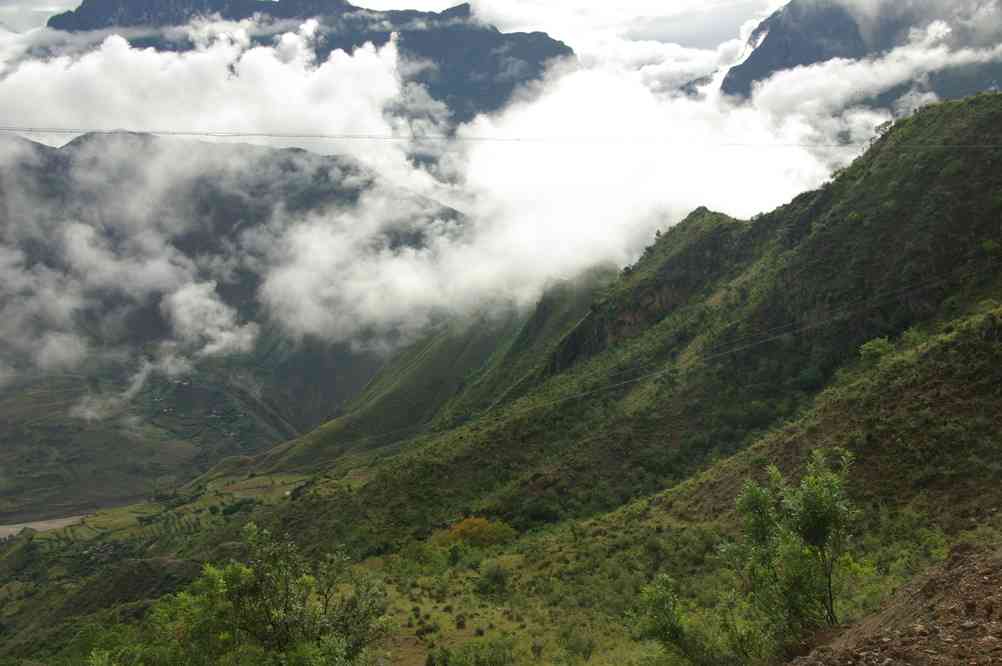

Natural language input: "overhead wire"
[2,125,1002,148]
[1,123,995,465]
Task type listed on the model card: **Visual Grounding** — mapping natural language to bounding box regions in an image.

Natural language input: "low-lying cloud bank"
[0,4,1000,407]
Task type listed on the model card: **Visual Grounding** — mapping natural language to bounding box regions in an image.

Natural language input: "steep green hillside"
[246,94,1002,554]
[4,303,1000,664]
[3,93,1002,665]
[253,271,614,474]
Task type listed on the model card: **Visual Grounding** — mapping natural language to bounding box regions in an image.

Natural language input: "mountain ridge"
[0,131,461,522]
[49,0,449,30]
[722,0,1002,103]
[46,0,574,122]
[248,93,1002,551]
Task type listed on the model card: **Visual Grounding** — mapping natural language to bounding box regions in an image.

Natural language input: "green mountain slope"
[0,371,295,523]
[247,94,1002,554]
[252,270,614,474]
[4,302,1000,664]
[3,93,1002,665]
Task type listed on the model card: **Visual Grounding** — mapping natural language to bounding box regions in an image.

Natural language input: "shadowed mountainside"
[47,0,574,123]
[0,132,459,521]
[722,0,1002,102]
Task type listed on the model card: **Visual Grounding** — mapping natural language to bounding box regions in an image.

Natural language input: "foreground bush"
[87,524,389,666]
[640,449,857,663]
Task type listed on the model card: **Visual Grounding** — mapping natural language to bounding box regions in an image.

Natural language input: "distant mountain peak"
[48,0,360,30]
[721,0,1002,104]
[441,3,472,19]
[44,0,573,124]
[722,0,865,98]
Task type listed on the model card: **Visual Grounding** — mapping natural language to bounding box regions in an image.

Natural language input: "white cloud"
[34,331,89,370]
[0,20,435,190]
[836,0,1002,50]
[750,22,1002,116]
[0,0,75,32]
[2,5,1001,397]
[254,16,1002,348]
[466,0,776,47]
[162,282,259,357]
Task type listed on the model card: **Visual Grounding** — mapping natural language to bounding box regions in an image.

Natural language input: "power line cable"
[2,125,1002,148]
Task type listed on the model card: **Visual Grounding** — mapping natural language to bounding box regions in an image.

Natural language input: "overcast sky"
[359,0,780,49]
[0,0,73,31]
[1,0,779,50]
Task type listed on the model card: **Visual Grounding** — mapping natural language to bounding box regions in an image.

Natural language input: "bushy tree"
[733,449,856,630]
[859,337,894,368]
[639,449,856,663]
[87,524,388,666]
[637,575,736,666]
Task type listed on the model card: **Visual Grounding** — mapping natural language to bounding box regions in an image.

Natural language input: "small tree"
[734,449,856,630]
[859,337,894,368]
[639,450,857,663]
[443,517,517,547]
[637,575,723,666]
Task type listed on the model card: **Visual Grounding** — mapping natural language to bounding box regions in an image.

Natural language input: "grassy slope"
[3,94,1002,663]
[362,304,1002,664]
[6,281,999,666]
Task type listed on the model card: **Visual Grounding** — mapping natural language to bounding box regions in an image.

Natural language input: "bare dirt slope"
[794,544,1002,665]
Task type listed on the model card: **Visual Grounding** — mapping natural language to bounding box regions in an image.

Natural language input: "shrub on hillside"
[640,449,857,663]
[859,337,894,368]
[85,524,388,665]
[475,560,510,597]
[425,636,516,666]
[443,518,517,547]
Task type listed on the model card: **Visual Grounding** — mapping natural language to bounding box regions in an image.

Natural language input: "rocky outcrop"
[722,0,866,98]
[792,544,1002,665]
[721,0,1002,103]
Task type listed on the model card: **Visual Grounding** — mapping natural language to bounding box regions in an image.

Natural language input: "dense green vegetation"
[82,525,388,665]
[639,449,857,664]
[3,93,1002,665]
[254,271,613,474]
[244,93,1002,556]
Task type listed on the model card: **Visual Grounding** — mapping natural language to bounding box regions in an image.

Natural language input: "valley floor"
[0,515,86,539]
